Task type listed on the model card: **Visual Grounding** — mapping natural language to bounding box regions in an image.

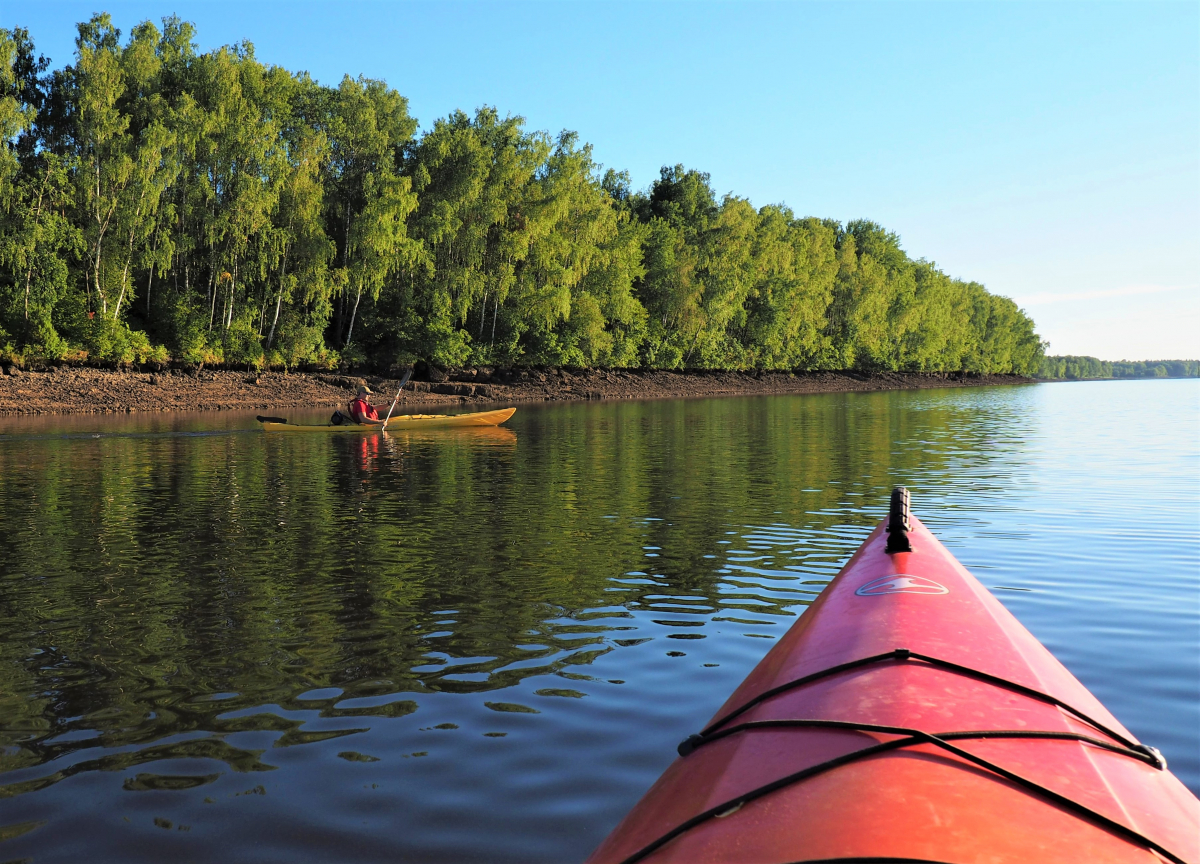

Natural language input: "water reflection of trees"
[0,390,1031,791]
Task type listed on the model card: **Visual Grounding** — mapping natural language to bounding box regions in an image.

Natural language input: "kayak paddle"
[381,369,413,428]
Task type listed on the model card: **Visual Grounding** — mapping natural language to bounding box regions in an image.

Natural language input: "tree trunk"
[207,248,218,330]
[266,250,289,350]
[114,252,132,321]
[91,162,101,315]
[114,190,149,322]
[334,202,350,339]
[266,290,285,351]
[89,162,120,318]
[22,179,47,323]
[145,226,161,317]
[113,226,138,322]
[225,257,238,330]
[345,285,363,347]
[95,250,106,317]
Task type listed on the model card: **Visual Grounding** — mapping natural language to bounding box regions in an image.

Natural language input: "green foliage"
[0,17,1042,374]
[79,314,159,364]
[1037,356,1199,380]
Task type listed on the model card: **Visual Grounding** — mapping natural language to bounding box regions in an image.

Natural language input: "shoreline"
[0,366,1034,416]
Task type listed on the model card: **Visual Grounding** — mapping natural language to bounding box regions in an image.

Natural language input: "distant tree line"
[1036,356,1199,380]
[1,16,1043,373]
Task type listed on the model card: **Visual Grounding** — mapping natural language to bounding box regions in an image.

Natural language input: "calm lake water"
[0,380,1196,862]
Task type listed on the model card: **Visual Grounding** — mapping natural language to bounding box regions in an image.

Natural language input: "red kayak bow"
[587,489,1199,864]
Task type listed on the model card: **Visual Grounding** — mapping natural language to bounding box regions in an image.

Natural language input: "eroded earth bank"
[0,365,1033,416]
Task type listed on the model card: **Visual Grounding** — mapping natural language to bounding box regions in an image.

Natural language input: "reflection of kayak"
[387,424,516,446]
[258,407,515,431]
[587,489,1198,864]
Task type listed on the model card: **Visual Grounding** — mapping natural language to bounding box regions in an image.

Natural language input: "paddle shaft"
[382,370,413,427]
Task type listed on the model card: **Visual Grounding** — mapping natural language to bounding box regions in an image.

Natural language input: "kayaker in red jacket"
[347,385,386,426]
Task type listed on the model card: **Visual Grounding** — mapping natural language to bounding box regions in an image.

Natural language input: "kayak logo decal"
[855,574,949,596]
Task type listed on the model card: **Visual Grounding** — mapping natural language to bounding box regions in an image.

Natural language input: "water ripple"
[0,381,1195,863]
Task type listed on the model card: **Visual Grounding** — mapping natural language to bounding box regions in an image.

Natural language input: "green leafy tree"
[399,108,545,365]
[322,75,419,351]
[738,212,837,369]
[633,165,716,367]
[72,14,132,321]
[0,30,81,353]
[264,115,333,363]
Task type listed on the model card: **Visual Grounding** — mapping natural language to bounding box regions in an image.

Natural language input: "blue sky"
[10,1,1199,360]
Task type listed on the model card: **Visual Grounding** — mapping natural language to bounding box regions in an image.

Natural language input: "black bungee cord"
[612,648,1180,864]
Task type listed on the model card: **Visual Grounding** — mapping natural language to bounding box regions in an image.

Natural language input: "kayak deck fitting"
[256,407,515,431]
[587,488,1199,864]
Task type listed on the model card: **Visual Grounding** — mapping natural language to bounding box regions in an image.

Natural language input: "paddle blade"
[257,415,288,424]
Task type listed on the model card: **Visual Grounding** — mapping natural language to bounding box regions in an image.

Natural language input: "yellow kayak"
[258,407,515,431]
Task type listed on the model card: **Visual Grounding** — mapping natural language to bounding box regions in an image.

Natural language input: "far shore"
[0,365,1035,417]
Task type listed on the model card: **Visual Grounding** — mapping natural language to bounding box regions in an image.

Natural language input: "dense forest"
[1036,356,1199,380]
[0,15,1044,373]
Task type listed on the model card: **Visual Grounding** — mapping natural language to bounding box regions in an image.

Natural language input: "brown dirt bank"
[0,364,1034,416]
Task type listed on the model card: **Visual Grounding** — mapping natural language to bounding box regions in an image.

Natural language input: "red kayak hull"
[587,516,1199,864]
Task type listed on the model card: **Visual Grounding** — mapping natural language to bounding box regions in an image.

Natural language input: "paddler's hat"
[356,384,372,396]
